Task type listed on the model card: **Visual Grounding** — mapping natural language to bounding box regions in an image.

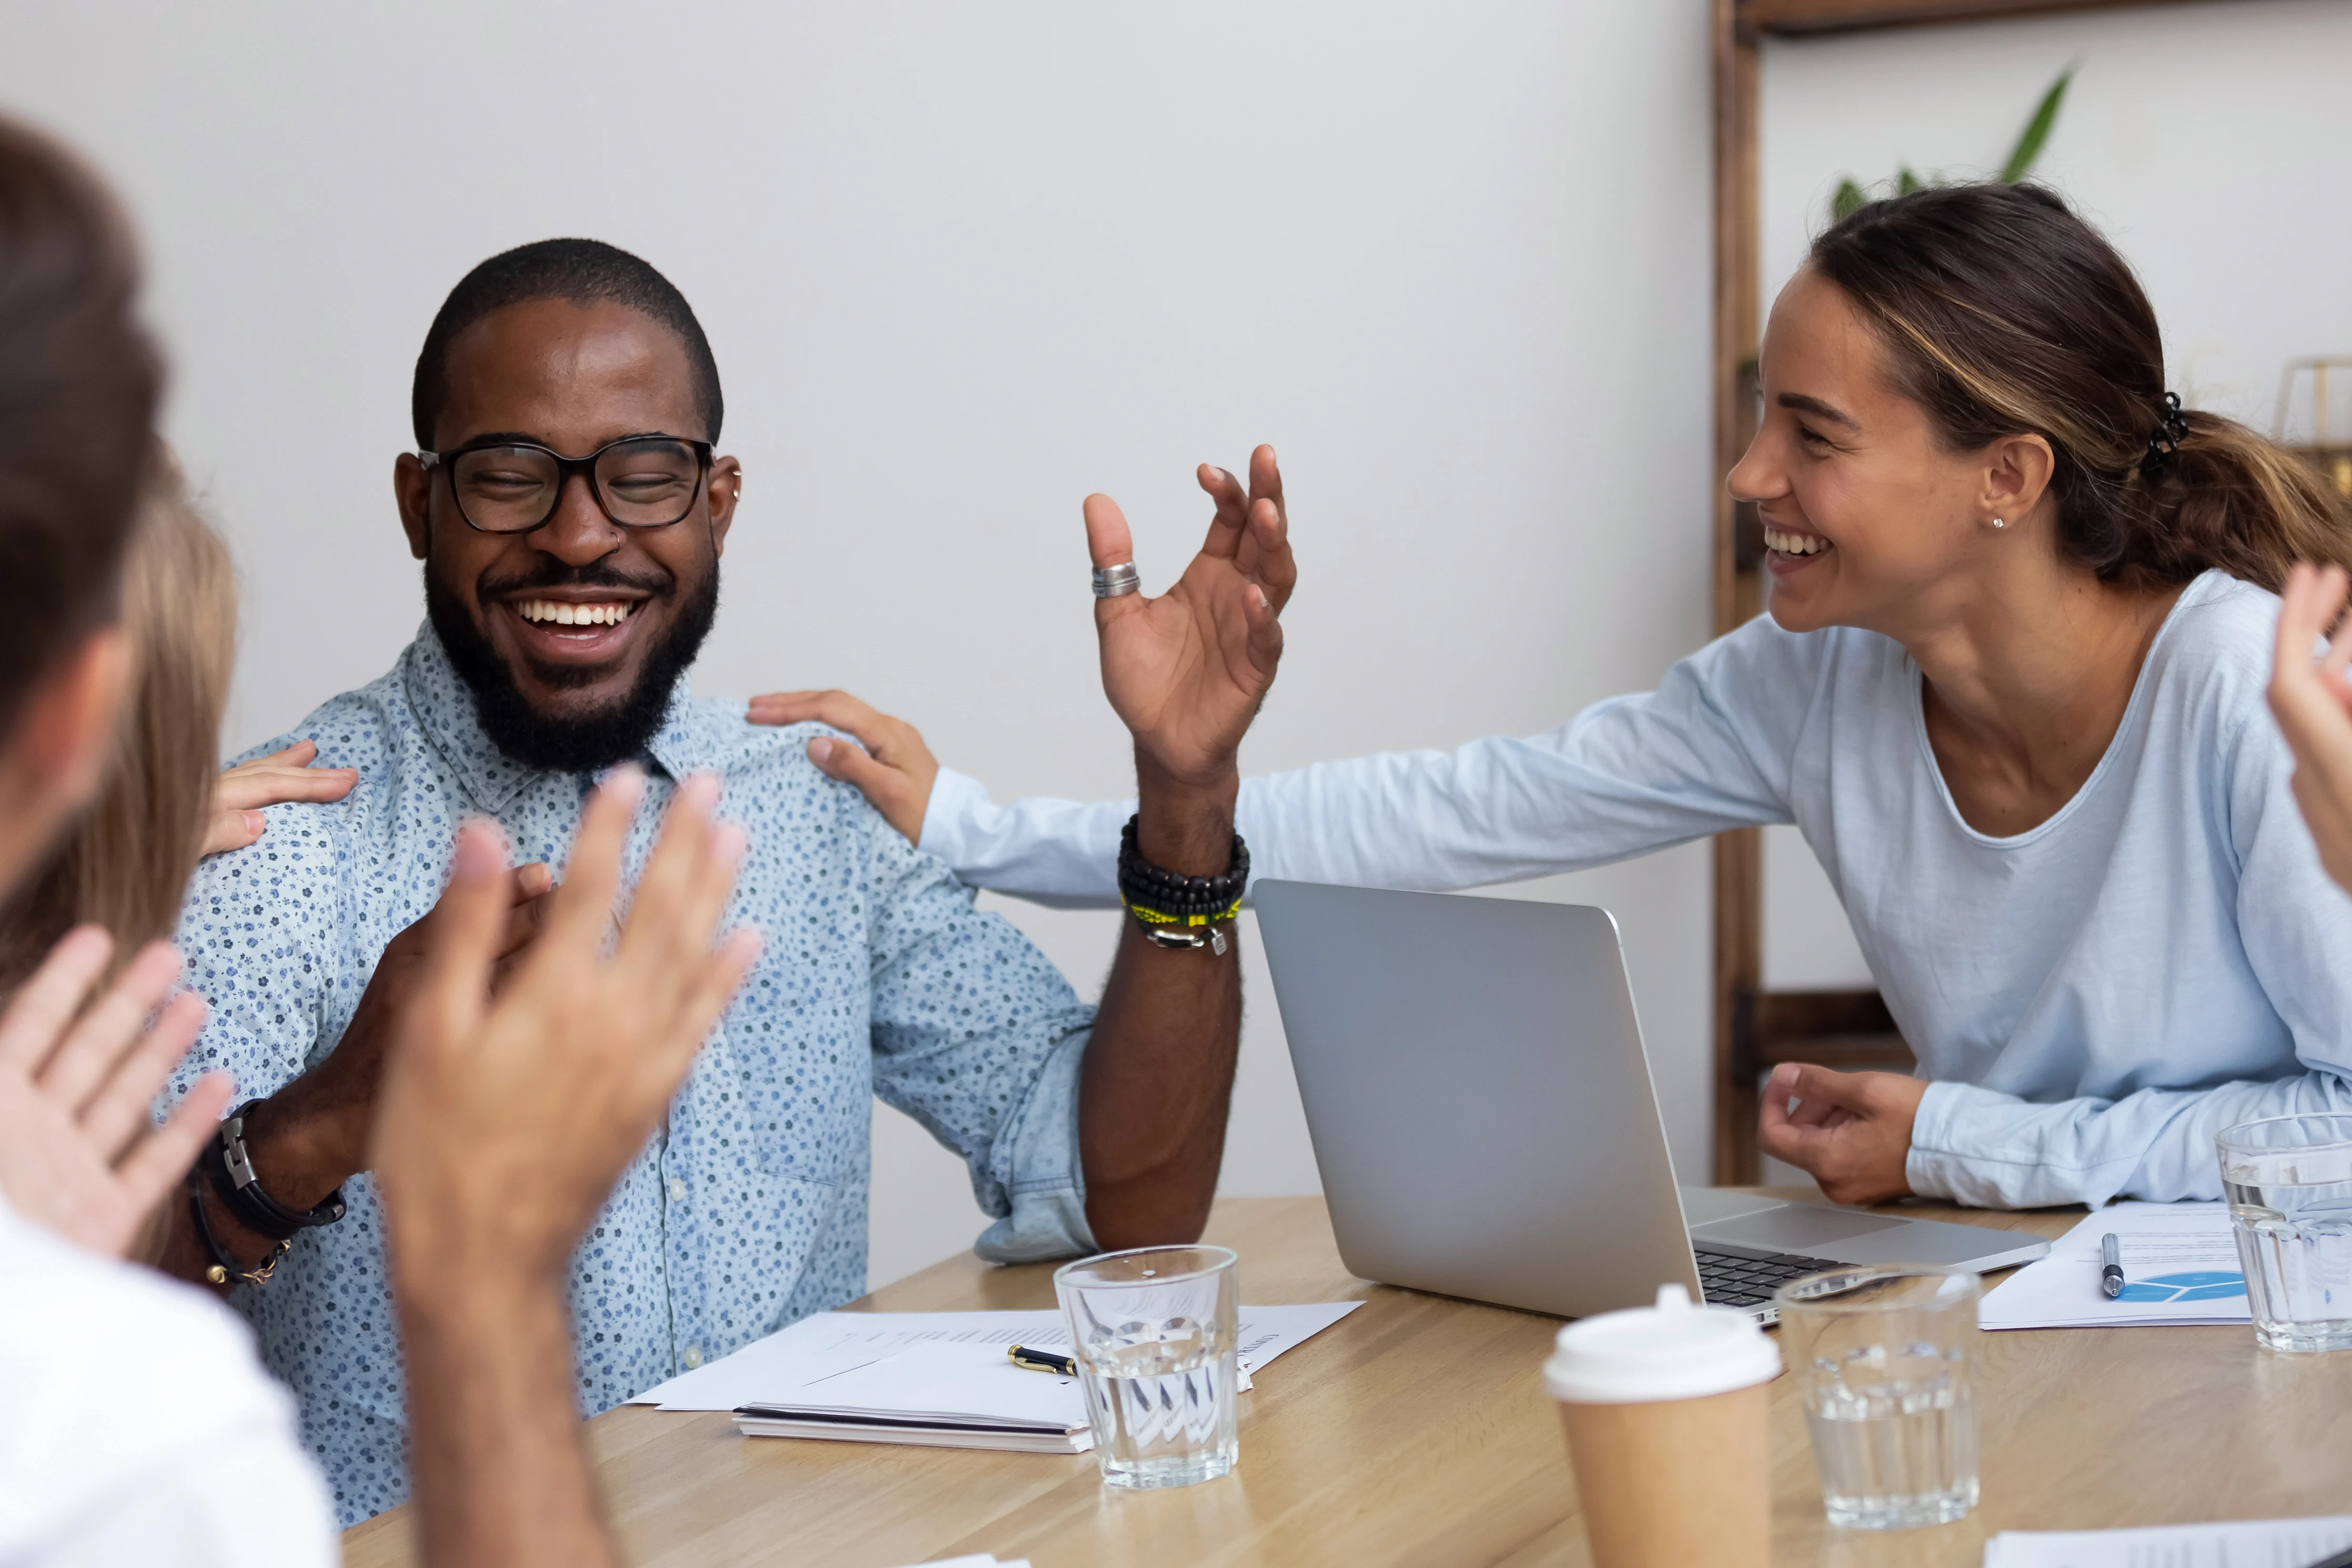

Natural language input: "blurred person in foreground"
[161,237,1291,1522]
[0,117,758,1568]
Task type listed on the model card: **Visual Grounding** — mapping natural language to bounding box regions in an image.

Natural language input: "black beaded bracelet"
[1116,814,1248,953]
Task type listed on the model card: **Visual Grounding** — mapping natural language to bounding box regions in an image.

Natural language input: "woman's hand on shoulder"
[746,690,938,845]
[1755,1061,1925,1207]
[2269,562,2352,893]
[203,739,359,856]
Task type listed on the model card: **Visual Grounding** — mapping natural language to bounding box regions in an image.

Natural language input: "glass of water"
[1053,1244,1239,1489]
[1774,1266,1980,1530]
[2219,1113,2352,1352]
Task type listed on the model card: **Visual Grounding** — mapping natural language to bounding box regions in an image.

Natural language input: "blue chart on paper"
[2115,1271,2247,1303]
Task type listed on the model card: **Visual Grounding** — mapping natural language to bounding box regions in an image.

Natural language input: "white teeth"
[1764,526,1831,557]
[514,600,633,626]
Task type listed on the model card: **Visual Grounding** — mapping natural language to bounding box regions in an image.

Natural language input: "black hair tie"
[2140,391,2190,479]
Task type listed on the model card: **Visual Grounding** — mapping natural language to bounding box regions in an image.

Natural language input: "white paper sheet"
[634,1301,1363,1412]
[1978,1202,2248,1331]
[1984,1515,2352,1566]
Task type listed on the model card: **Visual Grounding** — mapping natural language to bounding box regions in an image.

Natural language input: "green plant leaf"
[2002,66,2075,183]
[1896,165,1923,196]
[1831,178,1869,222]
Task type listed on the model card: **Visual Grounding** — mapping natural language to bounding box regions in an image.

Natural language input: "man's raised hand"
[1089,446,1294,791]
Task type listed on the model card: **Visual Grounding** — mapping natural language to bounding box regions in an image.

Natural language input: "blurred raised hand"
[204,738,359,855]
[372,768,759,1283]
[746,690,938,844]
[372,768,761,1568]
[2271,562,2352,891]
[0,926,234,1258]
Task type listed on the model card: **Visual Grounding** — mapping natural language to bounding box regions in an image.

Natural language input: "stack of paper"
[632,1303,1362,1452]
[1978,1202,2249,1331]
[737,1339,1093,1452]
[1984,1515,2352,1565]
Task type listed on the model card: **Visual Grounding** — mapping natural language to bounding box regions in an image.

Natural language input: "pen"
[1008,1344,1076,1376]
[2296,1546,2352,1568]
[2101,1232,2124,1299]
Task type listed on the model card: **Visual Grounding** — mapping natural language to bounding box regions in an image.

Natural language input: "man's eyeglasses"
[419,435,714,535]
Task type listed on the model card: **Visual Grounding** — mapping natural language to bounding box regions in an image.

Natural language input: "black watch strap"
[204,1099,347,1242]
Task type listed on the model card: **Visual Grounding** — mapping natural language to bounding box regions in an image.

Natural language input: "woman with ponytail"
[757,181,2352,1210]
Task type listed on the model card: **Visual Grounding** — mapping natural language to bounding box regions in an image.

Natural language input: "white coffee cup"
[1542,1283,1782,1568]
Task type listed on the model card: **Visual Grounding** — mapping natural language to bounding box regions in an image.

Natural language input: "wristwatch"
[203,1099,347,1242]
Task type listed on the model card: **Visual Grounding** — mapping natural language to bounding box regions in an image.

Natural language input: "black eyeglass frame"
[417,434,716,535]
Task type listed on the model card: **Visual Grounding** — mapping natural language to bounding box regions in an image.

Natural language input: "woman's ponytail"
[1811,183,2352,593]
[2134,412,2352,591]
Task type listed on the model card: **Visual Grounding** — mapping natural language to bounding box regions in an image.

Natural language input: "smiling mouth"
[511,598,638,626]
[1763,524,1832,558]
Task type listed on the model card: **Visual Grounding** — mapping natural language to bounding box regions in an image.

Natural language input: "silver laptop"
[1253,881,2048,1323]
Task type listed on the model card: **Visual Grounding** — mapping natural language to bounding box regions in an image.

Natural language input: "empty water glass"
[1774,1266,1980,1530]
[1053,1244,1240,1489]
[2219,1113,2352,1352]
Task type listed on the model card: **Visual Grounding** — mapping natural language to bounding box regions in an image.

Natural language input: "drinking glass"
[2218,1113,2352,1352]
[1054,1245,1240,1489]
[1774,1266,1980,1530]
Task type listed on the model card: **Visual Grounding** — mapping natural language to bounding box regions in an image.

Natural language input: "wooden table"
[344,1192,2352,1567]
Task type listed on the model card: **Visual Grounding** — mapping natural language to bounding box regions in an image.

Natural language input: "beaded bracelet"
[1116,814,1249,953]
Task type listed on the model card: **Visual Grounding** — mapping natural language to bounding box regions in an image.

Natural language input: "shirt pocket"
[734,1018,869,1187]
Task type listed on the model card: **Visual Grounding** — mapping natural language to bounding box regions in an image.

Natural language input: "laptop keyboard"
[1694,1248,1829,1309]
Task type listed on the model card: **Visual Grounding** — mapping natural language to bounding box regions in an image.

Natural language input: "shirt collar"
[399,624,728,813]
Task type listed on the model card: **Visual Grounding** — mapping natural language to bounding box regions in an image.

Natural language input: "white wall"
[0,1,1717,1288]
[1756,0,2352,996]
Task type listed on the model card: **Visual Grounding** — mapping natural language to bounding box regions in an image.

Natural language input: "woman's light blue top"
[921,569,2352,1207]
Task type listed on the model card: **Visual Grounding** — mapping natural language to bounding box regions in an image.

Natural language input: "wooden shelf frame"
[1705,0,2241,1180]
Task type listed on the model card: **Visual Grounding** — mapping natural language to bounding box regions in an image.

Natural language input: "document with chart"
[1977,1202,2248,1330]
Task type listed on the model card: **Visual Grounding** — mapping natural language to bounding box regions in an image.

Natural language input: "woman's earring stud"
[1992,517,2006,530]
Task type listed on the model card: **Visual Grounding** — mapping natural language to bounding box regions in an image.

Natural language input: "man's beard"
[426,558,719,775]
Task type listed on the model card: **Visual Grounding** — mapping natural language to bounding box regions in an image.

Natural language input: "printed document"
[1984,1515,2352,1566]
[1977,1202,2247,1331]
[632,1302,1363,1412]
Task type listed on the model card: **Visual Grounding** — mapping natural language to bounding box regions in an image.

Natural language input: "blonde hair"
[0,459,235,986]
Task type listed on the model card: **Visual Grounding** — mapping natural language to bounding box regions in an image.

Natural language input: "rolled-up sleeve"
[861,797,1099,1264]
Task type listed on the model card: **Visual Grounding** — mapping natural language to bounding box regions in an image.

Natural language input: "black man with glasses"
[163,239,1295,1524]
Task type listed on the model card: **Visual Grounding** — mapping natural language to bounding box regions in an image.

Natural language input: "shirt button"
[684,1344,704,1370]
[669,1178,687,1202]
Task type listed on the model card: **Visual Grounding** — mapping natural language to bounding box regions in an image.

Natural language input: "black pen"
[1008,1344,1076,1376]
[2101,1232,2124,1299]
[2297,1546,2352,1568]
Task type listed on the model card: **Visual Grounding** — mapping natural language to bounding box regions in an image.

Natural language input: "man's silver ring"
[1092,562,1141,599]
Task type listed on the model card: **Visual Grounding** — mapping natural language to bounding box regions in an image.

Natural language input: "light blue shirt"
[174,629,1097,1524]
[920,571,2352,1211]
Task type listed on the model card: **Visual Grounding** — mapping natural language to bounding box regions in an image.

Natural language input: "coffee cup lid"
[1543,1284,1782,1404]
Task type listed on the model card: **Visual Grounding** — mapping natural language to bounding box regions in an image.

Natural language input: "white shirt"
[921,570,2352,1207]
[0,1197,335,1567]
